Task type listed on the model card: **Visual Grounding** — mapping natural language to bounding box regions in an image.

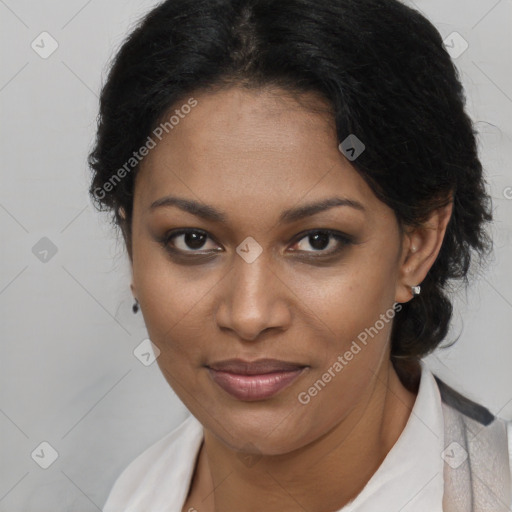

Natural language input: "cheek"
[132,244,215,362]
[138,278,211,361]
[289,248,399,339]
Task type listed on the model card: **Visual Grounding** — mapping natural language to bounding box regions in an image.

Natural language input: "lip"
[206,358,308,401]
[207,358,307,374]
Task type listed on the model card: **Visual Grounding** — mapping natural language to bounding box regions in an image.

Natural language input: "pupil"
[185,232,206,249]
[310,232,329,250]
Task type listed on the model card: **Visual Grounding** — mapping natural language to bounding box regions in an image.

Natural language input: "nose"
[214,251,292,341]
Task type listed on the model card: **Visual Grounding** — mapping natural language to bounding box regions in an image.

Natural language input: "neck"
[188,359,418,512]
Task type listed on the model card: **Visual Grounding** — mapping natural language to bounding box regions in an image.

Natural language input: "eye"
[161,229,221,254]
[159,228,353,260]
[288,230,353,255]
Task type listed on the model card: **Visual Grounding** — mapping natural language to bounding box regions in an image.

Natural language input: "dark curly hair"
[88,0,493,366]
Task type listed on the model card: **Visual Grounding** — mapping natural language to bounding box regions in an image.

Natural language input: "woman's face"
[130,85,410,455]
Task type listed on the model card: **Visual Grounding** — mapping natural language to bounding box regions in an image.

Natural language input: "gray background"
[1,0,511,510]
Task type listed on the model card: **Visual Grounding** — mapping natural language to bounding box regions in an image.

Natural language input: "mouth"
[206,358,308,401]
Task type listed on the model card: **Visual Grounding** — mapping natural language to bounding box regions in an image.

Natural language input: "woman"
[89,0,512,510]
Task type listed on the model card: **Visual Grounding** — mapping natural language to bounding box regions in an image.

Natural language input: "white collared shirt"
[102,361,512,511]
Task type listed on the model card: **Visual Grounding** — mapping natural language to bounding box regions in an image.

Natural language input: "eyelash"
[159,228,354,260]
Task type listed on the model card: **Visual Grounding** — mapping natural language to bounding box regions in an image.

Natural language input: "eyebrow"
[149,195,365,223]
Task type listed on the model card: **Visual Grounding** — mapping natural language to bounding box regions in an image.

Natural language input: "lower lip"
[207,367,306,401]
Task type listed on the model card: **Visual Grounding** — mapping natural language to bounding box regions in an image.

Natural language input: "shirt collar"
[340,359,445,511]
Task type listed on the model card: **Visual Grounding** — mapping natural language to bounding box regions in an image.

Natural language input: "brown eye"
[162,229,221,253]
[289,230,353,255]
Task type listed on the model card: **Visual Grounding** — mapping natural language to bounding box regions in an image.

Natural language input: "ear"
[119,207,136,298]
[395,200,453,303]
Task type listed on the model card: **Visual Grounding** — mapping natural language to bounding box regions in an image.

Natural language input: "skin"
[126,85,453,511]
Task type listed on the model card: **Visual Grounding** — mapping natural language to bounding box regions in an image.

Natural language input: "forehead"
[133,86,385,223]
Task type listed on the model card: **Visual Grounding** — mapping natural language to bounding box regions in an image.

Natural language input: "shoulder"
[431,372,512,509]
[433,374,496,425]
[433,372,511,454]
[102,414,203,512]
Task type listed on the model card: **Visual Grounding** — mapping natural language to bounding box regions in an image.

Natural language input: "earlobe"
[395,201,453,303]
[130,283,139,313]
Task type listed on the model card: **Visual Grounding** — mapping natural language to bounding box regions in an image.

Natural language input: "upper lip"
[207,358,307,375]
